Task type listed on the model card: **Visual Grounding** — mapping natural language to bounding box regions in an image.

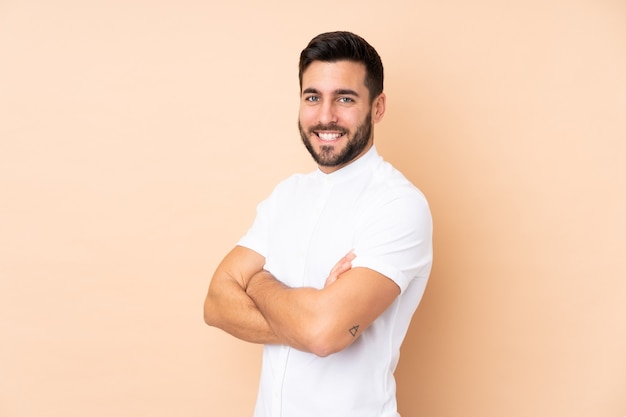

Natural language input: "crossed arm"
[203,245,400,357]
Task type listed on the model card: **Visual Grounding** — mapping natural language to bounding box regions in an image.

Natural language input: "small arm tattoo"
[349,325,360,337]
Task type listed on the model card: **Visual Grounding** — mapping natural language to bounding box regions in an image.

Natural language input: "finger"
[343,250,356,262]
[325,250,357,287]
[332,251,355,272]
[327,260,353,284]
[329,258,352,276]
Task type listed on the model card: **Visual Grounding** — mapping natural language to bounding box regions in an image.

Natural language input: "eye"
[338,97,355,103]
[305,95,320,102]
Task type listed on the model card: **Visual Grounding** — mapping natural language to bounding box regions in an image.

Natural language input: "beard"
[299,113,373,168]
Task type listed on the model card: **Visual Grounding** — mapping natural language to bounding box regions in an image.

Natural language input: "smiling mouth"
[315,132,345,142]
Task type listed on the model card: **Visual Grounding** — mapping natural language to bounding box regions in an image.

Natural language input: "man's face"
[298,60,385,174]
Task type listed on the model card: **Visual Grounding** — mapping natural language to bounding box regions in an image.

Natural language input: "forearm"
[246,270,350,356]
[204,276,281,344]
[203,246,282,345]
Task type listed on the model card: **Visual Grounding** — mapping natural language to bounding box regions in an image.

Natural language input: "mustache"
[308,123,348,134]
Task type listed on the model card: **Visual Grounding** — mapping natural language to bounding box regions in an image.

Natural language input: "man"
[204,31,433,417]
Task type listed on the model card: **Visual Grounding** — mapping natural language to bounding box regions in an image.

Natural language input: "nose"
[318,101,338,125]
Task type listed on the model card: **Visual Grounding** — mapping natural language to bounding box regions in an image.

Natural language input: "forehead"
[301,60,368,92]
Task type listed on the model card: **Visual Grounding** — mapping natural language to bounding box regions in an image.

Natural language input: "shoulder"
[352,160,432,237]
[369,160,429,209]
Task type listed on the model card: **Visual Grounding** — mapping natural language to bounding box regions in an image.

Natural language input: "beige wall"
[1,1,624,416]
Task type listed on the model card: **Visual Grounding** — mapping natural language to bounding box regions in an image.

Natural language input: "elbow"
[304,317,352,357]
[296,298,356,357]
[203,310,214,327]
[308,341,337,358]
[307,334,350,358]
[203,296,218,327]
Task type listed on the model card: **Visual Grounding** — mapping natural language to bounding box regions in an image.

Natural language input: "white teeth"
[318,132,342,141]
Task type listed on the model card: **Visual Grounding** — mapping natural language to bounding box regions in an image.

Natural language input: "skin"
[298,60,386,174]
[203,60,400,357]
[203,246,354,346]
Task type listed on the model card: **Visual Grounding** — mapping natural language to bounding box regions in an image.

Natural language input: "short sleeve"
[237,195,272,259]
[351,188,433,293]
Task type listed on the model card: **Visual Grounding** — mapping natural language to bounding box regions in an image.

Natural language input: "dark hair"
[298,31,384,103]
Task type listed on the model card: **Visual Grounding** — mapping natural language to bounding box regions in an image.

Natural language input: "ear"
[371,93,386,123]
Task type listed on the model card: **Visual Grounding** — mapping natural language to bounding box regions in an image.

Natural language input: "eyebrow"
[302,88,360,97]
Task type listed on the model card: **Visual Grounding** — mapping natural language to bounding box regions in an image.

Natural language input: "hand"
[324,250,356,288]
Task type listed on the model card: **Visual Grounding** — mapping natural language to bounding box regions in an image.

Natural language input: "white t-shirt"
[238,146,433,417]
